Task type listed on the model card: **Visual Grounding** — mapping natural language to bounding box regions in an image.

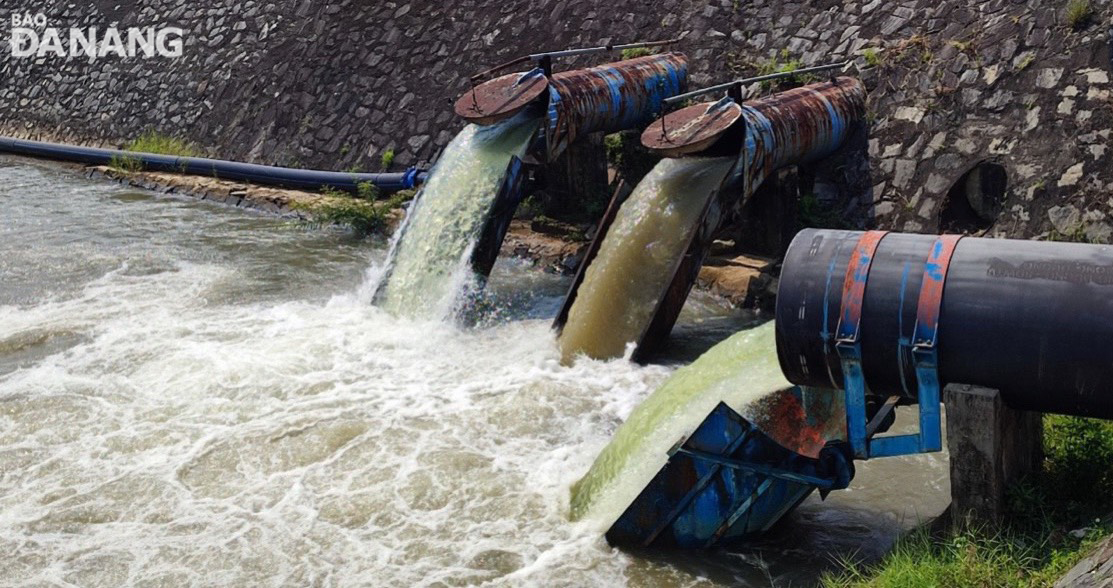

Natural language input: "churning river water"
[0,157,950,587]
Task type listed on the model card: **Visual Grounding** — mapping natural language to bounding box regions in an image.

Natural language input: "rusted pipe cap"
[454,69,549,125]
[641,97,742,157]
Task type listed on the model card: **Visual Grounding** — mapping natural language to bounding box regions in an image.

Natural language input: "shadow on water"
[617,502,909,587]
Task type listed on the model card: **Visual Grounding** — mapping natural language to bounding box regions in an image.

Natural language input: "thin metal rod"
[664,61,848,105]
[527,38,680,60]
[470,38,680,84]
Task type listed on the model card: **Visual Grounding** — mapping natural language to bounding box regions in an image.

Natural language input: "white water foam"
[0,158,950,587]
[374,114,539,321]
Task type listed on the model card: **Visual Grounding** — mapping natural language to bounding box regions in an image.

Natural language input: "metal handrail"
[664,61,849,105]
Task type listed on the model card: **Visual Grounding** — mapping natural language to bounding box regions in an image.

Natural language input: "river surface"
[0,157,950,587]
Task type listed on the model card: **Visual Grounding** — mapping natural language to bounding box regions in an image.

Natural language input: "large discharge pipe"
[776,229,1113,419]
[451,52,689,284]
[0,136,425,192]
[555,77,867,361]
[456,52,688,162]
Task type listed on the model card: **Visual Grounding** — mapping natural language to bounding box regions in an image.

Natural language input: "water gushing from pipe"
[570,322,800,524]
[374,115,538,319]
[557,157,734,363]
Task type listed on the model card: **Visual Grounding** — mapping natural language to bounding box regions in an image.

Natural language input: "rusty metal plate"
[641,99,742,157]
[454,71,548,125]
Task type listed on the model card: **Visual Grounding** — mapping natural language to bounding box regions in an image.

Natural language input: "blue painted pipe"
[0,137,427,193]
[544,52,688,162]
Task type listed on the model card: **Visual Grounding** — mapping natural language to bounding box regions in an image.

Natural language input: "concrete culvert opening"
[940,161,1008,233]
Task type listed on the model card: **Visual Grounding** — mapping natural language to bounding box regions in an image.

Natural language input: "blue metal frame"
[606,401,853,549]
[834,233,960,459]
[833,231,886,459]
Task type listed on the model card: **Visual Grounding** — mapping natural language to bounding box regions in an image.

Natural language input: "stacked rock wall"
[1,0,1111,238]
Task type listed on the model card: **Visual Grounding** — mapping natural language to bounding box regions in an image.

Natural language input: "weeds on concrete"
[946,38,977,56]
[380,148,395,171]
[753,49,813,87]
[109,154,143,173]
[604,131,659,188]
[797,191,851,229]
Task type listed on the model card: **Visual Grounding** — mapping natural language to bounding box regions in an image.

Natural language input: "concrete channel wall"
[1,0,1111,238]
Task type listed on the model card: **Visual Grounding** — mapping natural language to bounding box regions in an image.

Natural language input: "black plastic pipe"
[0,137,426,193]
[776,228,1113,419]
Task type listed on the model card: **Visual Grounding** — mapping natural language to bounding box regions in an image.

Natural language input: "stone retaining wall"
[1,0,1111,238]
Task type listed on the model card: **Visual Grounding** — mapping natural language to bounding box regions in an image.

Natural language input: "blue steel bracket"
[834,230,887,459]
[838,234,961,459]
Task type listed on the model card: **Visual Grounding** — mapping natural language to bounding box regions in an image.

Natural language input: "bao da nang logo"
[10,13,183,59]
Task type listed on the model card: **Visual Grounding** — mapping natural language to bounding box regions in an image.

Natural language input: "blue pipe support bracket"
[0,136,426,193]
[831,232,958,459]
[834,231,888,459]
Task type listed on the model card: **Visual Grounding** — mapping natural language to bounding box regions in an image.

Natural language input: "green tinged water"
[569,321,791,523]
[558,156,735,363]
[376,117,538,319]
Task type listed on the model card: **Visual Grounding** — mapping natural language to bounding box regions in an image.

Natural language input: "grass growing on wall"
[110,131,198,173]
[126,131,199,157]
[1063,0,1093,29]
[619,47,655,60]
[822,416,1113,588]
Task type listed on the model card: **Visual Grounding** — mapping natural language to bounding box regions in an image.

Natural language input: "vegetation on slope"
[293,182,414,237]
[110,131,199,172]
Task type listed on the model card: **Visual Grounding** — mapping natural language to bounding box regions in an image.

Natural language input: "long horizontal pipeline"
[0,137,426,193]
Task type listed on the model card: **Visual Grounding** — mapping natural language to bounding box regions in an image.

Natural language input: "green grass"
[798,191,850,229]
[125,131,198,157]
[380,148,395,171]
[1043,415,1113,501]
[823,527,1100,588]
[863,48,882,67]
[755,49,814,88]
[110,131,198,173]
[292,183,413,237]
[109,154,144,173]
[1064,0,1093,29]
[619,47,654,60]
[603,131,660,189]
[822,415,1113,588]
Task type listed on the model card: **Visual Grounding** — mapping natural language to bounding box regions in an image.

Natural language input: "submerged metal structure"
[607,390,854,548]
[556,70,866,361]
[451,49,689,277]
